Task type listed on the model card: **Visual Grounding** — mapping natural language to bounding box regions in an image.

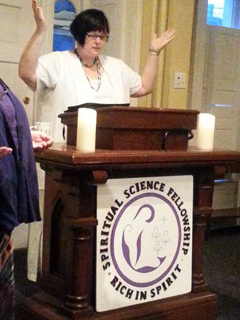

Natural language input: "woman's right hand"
[0,147,12,159]
[32,0,47,33]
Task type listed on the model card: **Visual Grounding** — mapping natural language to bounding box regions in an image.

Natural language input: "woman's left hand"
[31,130,53,152]
[150,28,176,54]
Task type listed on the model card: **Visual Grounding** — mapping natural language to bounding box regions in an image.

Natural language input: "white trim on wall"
[191,0,208,112]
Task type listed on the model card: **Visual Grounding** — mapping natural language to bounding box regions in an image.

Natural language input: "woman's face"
[81,31,109,57]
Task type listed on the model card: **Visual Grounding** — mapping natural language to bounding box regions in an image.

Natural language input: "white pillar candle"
[76,108,97,152]
[197,113,215,150]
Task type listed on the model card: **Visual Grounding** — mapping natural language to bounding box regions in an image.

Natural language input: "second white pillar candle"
[197,113,215,150]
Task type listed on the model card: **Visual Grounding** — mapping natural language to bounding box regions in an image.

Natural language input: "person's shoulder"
[38,51,61,64]
[61,50,76,58]
[39,50,74,61]
[100,55,126,67]
[40,51,61,59]
[100,55,121,62]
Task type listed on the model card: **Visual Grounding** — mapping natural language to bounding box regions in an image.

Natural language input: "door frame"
[189,0,208,112]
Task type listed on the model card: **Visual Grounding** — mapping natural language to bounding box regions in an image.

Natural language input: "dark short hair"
[70,9,110,46]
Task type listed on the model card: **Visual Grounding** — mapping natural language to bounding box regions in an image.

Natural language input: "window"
[53,0,76,52]
[207,0,240,29]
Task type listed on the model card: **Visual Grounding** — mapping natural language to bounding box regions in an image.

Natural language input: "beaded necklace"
[75,49,102,92]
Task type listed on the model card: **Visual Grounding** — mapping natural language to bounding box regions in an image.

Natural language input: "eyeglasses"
[86,33,109,42]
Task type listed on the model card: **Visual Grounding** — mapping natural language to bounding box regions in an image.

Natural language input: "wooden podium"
[18,107,240,320]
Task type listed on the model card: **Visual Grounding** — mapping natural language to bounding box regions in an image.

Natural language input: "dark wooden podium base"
[18,291,217,320]
[17,144,240,320]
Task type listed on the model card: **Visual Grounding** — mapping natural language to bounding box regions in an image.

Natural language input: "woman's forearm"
[141,53,159,94]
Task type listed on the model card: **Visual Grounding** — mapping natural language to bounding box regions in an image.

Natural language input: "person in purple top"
[0,78,52,319]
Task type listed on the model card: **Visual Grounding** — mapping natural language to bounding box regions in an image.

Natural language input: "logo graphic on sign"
[96,176,193,312]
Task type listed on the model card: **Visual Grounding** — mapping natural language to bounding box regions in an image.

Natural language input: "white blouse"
[36,50,142,142]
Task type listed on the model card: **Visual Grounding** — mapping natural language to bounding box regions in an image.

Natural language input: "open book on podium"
[59,104,199,151]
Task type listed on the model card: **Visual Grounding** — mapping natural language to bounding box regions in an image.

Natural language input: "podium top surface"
[35,143,240,171]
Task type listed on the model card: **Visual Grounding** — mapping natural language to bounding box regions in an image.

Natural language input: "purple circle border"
[110,192,182,288]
